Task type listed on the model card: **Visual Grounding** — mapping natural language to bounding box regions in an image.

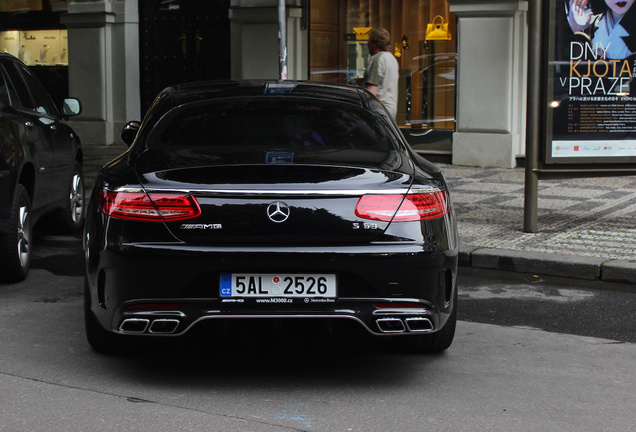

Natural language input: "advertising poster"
[549,0,636,163]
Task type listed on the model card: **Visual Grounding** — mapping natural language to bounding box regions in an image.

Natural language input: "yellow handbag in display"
[426,15,452,40]
[353,27,372,41]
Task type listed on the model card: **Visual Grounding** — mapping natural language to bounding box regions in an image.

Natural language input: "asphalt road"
[458,267,636,343]
[0,228,635,431]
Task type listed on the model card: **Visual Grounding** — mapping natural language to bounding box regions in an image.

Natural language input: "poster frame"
[525,0,636,232]
[542,0,636,168]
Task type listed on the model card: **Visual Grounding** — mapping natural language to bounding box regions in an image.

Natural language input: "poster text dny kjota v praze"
[551,0,636,161]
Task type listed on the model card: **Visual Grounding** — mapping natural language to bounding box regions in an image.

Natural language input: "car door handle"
[25,121,34,129]
[50,125,56,131]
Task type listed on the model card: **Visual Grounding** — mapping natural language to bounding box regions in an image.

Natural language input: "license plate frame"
[220,273,337,298]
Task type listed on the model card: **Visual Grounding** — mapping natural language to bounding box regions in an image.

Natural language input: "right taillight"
[99,189,201,221]
[355,190,449,222]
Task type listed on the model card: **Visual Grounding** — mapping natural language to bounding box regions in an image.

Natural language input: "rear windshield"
[143,99,401,168]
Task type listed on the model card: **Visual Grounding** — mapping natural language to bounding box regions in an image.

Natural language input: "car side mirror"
[121,121,141,147]
[62,98,81,117]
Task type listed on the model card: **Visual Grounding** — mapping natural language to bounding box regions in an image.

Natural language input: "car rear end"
[84,81,458,352]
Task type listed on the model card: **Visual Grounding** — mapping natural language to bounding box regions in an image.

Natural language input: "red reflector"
[126,303,182,311]
[99,189,201,221]
[374,302,424,309]
[355,191,448,222]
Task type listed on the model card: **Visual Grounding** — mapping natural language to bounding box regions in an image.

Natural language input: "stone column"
[61,0,140,146]
[448,0,528,167]
[229,0,308,80]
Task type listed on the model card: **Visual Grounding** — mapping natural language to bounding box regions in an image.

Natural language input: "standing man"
[361,28,400,119]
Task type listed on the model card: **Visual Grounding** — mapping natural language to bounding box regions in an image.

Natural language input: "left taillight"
[355,190,449,222]
[99,189,201,221]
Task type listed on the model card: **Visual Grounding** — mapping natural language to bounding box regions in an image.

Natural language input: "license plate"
[220,273,336,298]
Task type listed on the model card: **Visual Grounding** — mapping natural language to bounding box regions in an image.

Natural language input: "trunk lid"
[137,164,413,245]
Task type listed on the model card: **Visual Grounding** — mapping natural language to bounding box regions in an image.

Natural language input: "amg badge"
[179,223,222,230]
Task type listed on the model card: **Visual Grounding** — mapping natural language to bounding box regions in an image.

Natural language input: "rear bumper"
[86,242,457,337]
[114,299,438,337]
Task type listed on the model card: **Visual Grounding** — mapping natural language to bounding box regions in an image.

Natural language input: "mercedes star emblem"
[267,201,291,223]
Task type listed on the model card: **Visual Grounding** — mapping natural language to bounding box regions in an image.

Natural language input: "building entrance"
[139,0,231,113]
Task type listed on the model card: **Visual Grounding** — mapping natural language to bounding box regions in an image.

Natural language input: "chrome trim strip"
[107,185,445,196]
[127,310,186,318]
[373,309,431,316]
[111,187,413,196]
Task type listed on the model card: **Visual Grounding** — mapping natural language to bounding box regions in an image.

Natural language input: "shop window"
[0,29,68,106]
[309,0,456,132]
[0,29,68,65]
[0,2,69,106]
[0,1,68,12]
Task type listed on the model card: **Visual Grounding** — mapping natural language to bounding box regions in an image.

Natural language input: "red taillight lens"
[355,190,449,222]
[99,190,201,221]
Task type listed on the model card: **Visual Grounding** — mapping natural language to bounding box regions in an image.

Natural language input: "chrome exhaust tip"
[405,317,434,332]
[149,319,180,334]
[119,318,150,333]
[376,318,406,333]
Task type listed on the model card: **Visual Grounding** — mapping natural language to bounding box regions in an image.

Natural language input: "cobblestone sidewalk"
[440,164,636,262]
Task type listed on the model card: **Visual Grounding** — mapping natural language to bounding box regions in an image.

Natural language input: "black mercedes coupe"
[83,81,458,354]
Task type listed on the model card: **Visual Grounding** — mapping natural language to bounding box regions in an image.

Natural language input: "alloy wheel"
[17,199,31,268]
[70,172,85,224]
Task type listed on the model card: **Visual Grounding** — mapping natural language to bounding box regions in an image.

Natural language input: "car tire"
[0,184,32,283]
[84,278,120,354]
[392,289,457,354]
[51,162,85,233]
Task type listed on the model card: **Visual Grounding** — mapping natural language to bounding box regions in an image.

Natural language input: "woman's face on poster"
[605,0,635,17]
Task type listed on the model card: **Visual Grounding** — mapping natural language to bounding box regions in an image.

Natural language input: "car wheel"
[52,162,85,233]
[392,289,457,354]
[84,278,120,354]
[0,184,32,283]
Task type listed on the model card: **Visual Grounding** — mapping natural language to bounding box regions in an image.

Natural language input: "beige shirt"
[363,51,400,118]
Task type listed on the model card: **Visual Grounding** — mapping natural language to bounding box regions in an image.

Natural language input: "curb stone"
[601,260,636,285]
[460,246,636,292]
[466,247,603,280]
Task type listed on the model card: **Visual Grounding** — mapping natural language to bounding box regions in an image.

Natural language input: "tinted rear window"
[144,99,400,168]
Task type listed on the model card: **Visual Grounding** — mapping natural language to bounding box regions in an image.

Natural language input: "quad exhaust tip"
[376,317,433,334]
[405,317,434,332]
[119,318,180,334]
[119,318,150,333]
[149,319,180,334]
[376,318,406,333]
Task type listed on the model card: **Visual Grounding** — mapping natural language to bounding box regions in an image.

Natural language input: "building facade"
[0,0,528,168]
